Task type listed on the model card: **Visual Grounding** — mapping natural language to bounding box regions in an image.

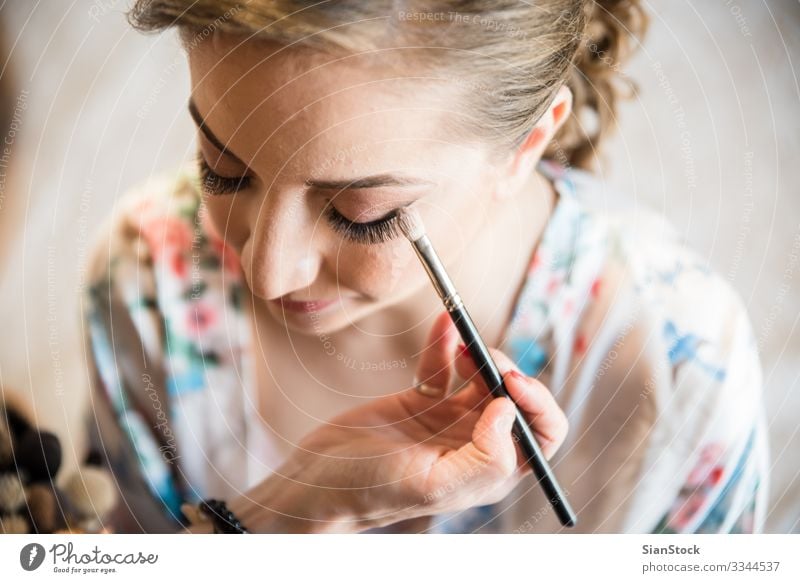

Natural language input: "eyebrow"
[306,174,435,190]
[188,98,245,165]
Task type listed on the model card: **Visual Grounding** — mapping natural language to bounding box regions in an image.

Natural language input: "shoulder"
[85,164,204,292]
[84,162,243,307]
[531,164,763,452]
[84,164,246,383]
[506,163,768,533]
[511,164,761,394]
[567,169,767,532]
[560,165,760,391]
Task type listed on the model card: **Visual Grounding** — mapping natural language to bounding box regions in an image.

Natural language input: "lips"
[272,297,339,313]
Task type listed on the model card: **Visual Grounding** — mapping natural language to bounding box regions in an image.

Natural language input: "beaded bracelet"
[187,499,250,533]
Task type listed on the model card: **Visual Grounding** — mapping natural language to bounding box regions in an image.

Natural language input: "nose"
[241,196,323,300]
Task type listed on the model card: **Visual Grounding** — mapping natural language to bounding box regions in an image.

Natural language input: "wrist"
[226,460,360,533]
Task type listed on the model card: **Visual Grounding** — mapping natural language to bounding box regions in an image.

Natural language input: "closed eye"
[195,154,405,245]
[323,204,403,245]
[197,154,251,195]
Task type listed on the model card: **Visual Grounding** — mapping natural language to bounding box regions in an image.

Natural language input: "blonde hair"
[129,0,647,170]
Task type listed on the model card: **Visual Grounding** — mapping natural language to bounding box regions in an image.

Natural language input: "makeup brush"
[15,429,62,483]
[0,472,26,513]
[395,204,577,528]
[63,466,116,531]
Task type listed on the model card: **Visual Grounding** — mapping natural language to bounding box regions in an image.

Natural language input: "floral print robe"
[83,160,769,533]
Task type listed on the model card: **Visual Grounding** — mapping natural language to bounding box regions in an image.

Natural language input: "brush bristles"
[64,467,116,518]
[395,205,426,241]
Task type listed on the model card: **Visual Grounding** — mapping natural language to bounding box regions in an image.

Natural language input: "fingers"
[449,346,521,409]
[413,311,459,399]
[425,397,519,499]
[450,348,568,460]
[452,345,520,392]
[414,318,567,460]
[503,370,568,459]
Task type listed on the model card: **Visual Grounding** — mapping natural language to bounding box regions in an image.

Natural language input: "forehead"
[187,33,457,177]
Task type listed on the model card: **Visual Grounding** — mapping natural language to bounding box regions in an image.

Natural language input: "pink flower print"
[140,216,194,264]
[546,275,561,296]
[665,443,727,532]
[169,251,188,279]
[590,277,602,298]
[686,443,725,487]
[667,493,705,532]
[529,250,543,274]
[186,301,217,338]
[211,238,241,276]
[573,333,587,354]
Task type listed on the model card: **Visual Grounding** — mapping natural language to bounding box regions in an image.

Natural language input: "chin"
[267,301,363,337]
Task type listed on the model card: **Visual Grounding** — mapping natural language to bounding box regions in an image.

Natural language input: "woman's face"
[188,35,508,336]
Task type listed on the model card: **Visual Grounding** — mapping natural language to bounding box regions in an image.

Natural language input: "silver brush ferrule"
[410,235,464,312]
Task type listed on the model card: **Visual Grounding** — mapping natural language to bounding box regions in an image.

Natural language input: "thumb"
[425,397,518,499]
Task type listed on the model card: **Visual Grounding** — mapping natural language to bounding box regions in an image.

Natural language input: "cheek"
[330,195,487,301]
[334,241,419,298]
[201,197,249,249]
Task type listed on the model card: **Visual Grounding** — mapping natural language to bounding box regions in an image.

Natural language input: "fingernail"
[457,343,472,361]
[508,369,526,381]
[416,382,445,398]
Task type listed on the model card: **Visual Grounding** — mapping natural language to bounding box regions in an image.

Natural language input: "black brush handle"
[449,304,577,528]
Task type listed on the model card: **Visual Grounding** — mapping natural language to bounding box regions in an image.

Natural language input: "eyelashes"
[197,154,252,194]
[196,154,402,246]
[323,205,402,245]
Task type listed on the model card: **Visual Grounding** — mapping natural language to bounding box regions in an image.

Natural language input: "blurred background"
[0,1,797,532]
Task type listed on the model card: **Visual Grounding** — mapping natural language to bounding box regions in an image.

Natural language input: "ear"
[492,84,573,201]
